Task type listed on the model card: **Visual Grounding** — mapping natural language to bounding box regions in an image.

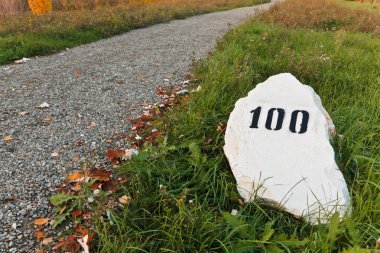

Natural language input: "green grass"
[0,0,269,65]
[93,17,380,253]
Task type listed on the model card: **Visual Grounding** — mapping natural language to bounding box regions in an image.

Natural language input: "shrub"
[28,0,52,15]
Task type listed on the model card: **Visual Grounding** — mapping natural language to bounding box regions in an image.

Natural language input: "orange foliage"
[28,0,52,15]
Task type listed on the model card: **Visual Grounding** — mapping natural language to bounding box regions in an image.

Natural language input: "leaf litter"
[35,82,194,252]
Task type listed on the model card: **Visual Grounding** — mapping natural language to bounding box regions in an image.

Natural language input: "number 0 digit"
[265,108,285,131]
[289,110,309,134]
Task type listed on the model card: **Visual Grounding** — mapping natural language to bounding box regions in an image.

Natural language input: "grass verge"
[92,0,379,252]
[0,0,269,65]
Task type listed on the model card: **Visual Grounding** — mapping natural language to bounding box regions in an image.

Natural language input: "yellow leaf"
[67,172,84,181]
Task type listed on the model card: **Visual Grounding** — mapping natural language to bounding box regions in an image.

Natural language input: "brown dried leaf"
[106,149,125,164]
[90,182,102,189]
[101,181,119,192]
[59,206,67,214]
[118,178,127,184]
[74,225,89,237]
[42,237,53,245]
[89,168,112,181]
[62,235,80,252]
[72,182,82,191]
[34,218,49,226]
[36,231,45,240]
[71,209,82,218]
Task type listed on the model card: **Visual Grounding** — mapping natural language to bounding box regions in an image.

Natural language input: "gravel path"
[0,2,275,251]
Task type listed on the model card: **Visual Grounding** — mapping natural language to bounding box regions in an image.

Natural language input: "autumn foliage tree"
[28,0,52,15]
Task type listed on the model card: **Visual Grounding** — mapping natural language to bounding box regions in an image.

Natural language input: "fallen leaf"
[77,235,90,253]
[87,232,96,246]
[74,226,89,237]
[106,138,113,143]
[42,237,53,245]
[71,209,82,218]
[118,178,127,184]
[88,168,112,181]
[67,172,84,181]
[101,181,119,192]
[132,120,144,130]
[59,206,67,214]
[36,231,45,240]
[4,135,12,143]
[51,151,59,157]
[90,182,102,189]
[119,195,131,205]
[82,212,92,219]
[72,182,82,191]
[106,149,125,164]
[34,218,49,226]
[63,235,81,252]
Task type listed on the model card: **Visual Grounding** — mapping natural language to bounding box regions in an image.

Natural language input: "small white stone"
[11,223,17,230]
[176,89,189,95]
[38,102,50,108]
[224,73,349,224]
[14,57,30,64]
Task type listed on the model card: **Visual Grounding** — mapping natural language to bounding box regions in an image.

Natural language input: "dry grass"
[0,0,267,35]
[256,0,380,33]
[0,0,260,15]
[0,0,28,16]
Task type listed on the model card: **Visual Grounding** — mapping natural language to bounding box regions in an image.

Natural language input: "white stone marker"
[224,73,350,224]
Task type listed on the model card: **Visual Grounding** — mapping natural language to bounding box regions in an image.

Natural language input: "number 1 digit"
[250,107,261,129]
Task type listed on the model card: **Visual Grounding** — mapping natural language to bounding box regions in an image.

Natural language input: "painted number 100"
[250,107,309,134]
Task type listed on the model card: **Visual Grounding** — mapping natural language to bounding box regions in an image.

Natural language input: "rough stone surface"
[0,2,276,251]
[224,73,350,223]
